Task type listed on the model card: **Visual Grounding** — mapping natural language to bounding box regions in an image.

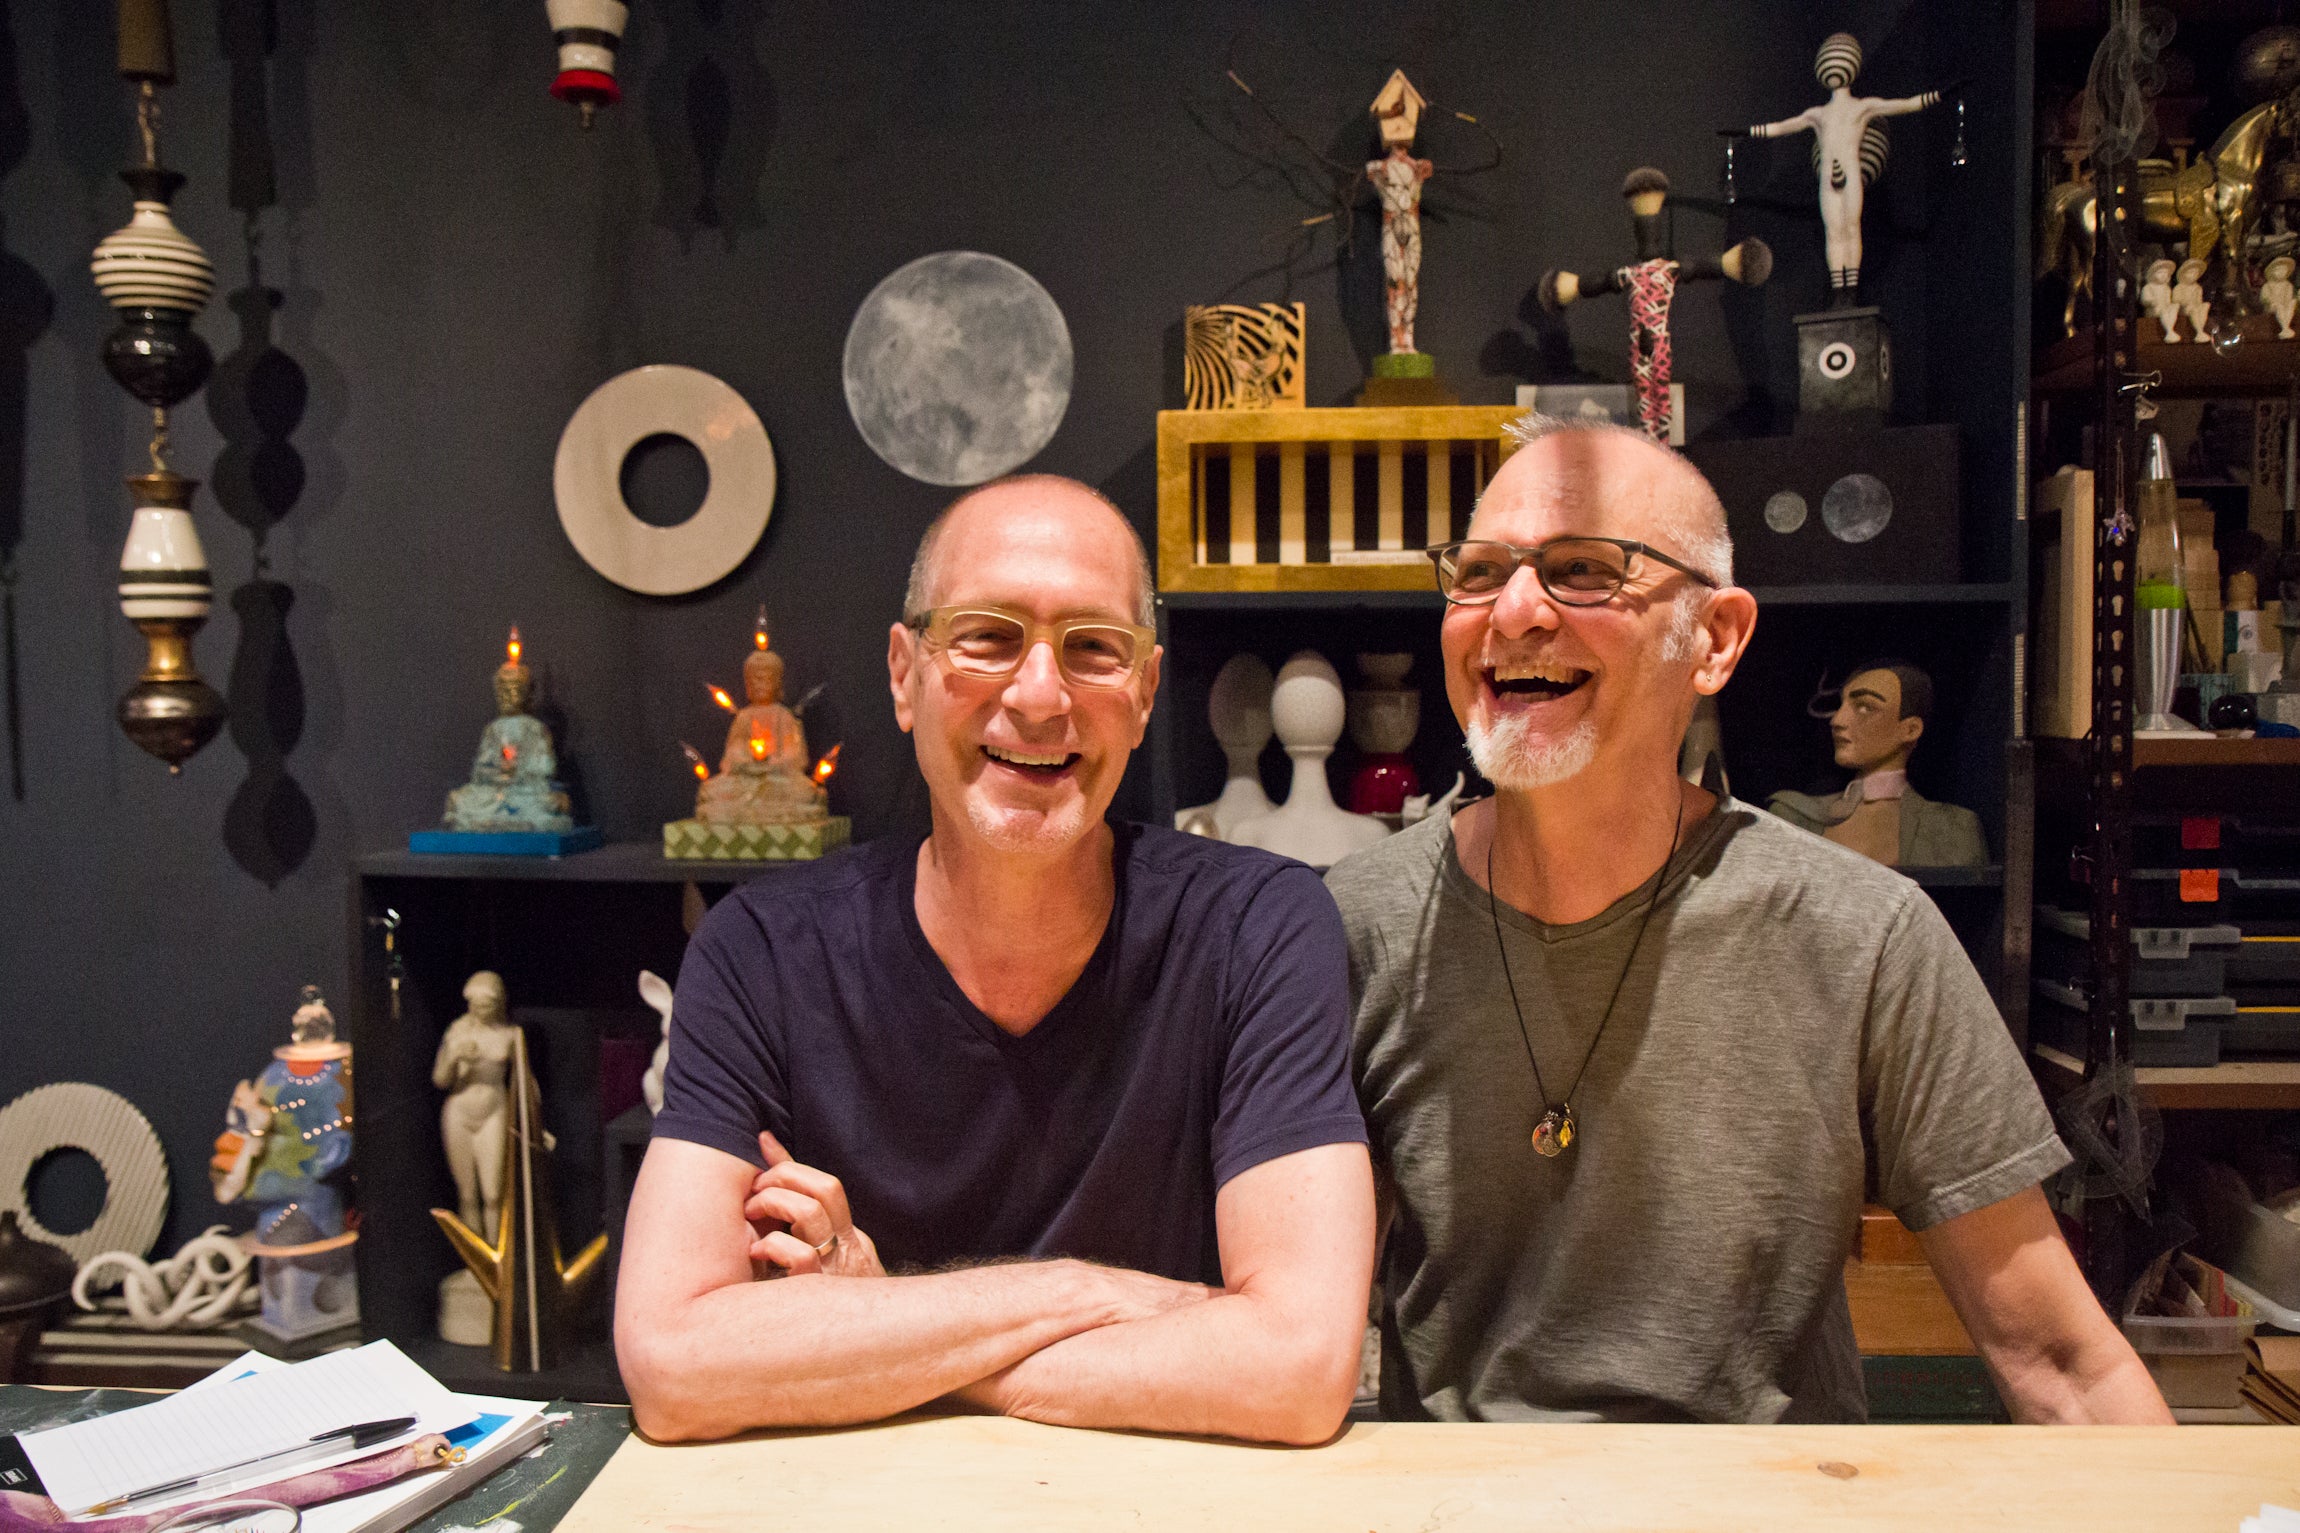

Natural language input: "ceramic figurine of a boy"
[209,986,359,1342]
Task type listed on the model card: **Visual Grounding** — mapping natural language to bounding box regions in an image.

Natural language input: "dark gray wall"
[0,0,1999,1249]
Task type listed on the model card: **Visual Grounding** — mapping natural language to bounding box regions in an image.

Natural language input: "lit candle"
[707,683,735,712]
[811,743,842,785]
[680,742,708,782]
[753,604,770,652]
[506,625,523,666]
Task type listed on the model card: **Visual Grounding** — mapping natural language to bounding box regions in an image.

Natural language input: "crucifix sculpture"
[1538,168,1772,442]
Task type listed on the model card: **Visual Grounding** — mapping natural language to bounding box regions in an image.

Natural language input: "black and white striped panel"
[1194,439,1492,566]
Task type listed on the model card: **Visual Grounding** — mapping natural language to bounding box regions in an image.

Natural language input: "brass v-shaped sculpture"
[431,1027,609,1372]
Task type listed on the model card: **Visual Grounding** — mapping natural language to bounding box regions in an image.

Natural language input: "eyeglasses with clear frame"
[904,605,1158,689]
[1426,537,1722,607]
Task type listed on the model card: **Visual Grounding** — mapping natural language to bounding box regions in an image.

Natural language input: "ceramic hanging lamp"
[91,0,223,772]
[546,0,630,128]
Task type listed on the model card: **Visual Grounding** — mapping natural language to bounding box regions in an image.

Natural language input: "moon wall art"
[842,251,1073,487]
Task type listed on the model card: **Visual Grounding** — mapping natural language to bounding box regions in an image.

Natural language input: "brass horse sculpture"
[2039,95,2288,337]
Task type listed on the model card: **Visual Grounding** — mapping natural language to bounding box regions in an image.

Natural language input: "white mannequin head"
[1270,651,1346,752]
[1207,654,1275,756]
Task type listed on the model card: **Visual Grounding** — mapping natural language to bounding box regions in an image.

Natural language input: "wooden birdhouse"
[1370,69,1427,148]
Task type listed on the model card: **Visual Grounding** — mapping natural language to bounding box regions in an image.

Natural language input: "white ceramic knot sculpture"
[72,1225,253,1331]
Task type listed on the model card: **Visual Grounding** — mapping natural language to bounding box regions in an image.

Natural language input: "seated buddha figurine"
[697,641,826,825]
[443,636,575,833]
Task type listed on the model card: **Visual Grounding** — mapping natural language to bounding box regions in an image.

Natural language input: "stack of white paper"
[184,1352,549,1533]
[15,1341,466,1519]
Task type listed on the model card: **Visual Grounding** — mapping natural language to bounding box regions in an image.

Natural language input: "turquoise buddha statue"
[443,633,574,833]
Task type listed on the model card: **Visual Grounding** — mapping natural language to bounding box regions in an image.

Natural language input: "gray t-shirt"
[1326,800,2069,1425]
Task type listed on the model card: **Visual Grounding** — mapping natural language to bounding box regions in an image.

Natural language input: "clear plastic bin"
[2121,1304,2258,1410]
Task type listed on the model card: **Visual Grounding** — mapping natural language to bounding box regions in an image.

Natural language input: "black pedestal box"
[1683,423,1961,587]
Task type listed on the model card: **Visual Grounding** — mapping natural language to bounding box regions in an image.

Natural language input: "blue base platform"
[408,826,604,857]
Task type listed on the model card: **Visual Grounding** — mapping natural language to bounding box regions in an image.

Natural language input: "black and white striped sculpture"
[547,0,629,128]
[91,0,224,771]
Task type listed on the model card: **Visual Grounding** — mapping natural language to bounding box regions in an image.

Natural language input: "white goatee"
[1466,712,1599,789]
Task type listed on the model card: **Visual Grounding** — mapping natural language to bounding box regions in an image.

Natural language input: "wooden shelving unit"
[2033,318,2300,397]
[2033,1045,2300,1111]
[2129,737,2300,769]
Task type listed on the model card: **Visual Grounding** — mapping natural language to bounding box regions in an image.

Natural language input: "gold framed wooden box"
[1155,406,1525,593]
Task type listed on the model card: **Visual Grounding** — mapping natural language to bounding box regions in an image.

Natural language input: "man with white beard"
[1324,416,2166,1425]
[618,475,1373,1444]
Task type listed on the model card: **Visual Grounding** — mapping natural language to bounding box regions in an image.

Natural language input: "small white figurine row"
[2143,255,2299,343]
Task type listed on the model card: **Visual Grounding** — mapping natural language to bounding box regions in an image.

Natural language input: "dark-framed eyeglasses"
[904,605,1156,689]
[1427,537,1722,607]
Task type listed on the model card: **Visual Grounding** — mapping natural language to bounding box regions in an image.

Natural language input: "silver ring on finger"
[814,1232,840,1258]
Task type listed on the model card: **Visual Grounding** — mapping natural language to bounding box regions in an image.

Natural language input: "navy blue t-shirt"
[654,822,1367,1285]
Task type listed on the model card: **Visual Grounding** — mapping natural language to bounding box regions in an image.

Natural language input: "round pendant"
[1530,1106,1573,1158]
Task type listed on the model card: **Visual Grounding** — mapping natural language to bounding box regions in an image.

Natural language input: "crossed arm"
[614,1133,1374,1445]
[1919,1185,2171,1423]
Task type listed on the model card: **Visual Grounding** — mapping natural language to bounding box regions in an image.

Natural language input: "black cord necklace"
[1485,790,1684,1158]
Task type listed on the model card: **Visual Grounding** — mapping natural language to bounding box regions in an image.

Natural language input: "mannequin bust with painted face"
[1767,658,1987,868]
[1822,665,1924,864]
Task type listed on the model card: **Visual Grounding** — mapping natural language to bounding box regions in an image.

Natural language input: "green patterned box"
[661,817,852,861]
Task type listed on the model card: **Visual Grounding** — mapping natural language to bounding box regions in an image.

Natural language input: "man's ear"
[1898,713,1925,750]
[887,622,917,734]
[1690,588,1758,698]
[1129,645,1163,748]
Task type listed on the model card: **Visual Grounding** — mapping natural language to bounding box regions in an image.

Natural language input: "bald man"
[1326,416,2165,1424]
[616,475,1374,1444]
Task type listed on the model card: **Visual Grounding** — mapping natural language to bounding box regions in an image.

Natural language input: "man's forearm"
[621,1259,1181,1440]
[956,1288,1359,1446]
[1990,1333,2175,1425]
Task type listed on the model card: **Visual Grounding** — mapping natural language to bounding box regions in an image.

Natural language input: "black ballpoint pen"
[85,1416,420,1514]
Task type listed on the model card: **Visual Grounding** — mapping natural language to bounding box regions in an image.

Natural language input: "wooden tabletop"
[555,1412,2299,1531]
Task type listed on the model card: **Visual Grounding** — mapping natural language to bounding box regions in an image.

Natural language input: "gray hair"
[1498,412,1734,587]
[903,474,1157,626]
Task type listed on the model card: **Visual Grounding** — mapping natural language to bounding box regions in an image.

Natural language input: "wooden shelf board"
[2033,1043,2300,1109]
[1743,583,2016,607]
[355,841,809,884]
[1903,865,2005,889]
[1157,583,2013,611]
[2132,737,2300,768]
[1159,588,1443,612]
[2034,321,2300,398]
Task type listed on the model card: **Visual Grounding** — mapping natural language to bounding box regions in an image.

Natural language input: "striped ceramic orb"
[90,201,215,317]
[1814,32,1862,90]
